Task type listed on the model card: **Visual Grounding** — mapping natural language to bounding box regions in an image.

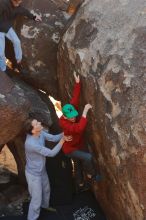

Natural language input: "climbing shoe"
[77,182,90,193]
[13,61,27,73]
[15,62,24,72]
[91,174,103,182]
[86,174,103,183]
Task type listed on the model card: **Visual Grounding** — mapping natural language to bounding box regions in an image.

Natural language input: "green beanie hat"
[62,104,78,119]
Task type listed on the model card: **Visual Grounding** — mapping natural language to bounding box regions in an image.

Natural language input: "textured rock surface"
[13,78,52,127]
[14,0,72,98]
[57,0,146,219]
[0,71,30,145]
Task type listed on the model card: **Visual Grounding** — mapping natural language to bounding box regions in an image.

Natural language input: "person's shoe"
[16,62,24,72]
[77,183,89,193]
[44,207,57,212]
[13,65,29,75]
[86,174,103,183]
[92,174,103,182]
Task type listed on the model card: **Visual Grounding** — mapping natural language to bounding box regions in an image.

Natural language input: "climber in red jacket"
[59,72,101,190]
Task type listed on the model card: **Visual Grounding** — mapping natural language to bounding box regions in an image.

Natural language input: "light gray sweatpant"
[25,170,50,220]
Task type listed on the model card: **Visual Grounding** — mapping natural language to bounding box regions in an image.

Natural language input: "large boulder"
[57,0,146,219]
[13,78,52,127]
[12,0,72,98]
[0,71,30,145]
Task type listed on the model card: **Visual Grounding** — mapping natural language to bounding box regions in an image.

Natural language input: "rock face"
[13,78,52,127]
[14,0,72,98]
[0,71,30,145]
[57,0,146,219]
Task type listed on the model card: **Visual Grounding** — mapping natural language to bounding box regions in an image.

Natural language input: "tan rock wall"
[0,145,17,174]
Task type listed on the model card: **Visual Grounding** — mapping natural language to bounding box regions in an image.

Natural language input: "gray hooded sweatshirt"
[25,130,63,176]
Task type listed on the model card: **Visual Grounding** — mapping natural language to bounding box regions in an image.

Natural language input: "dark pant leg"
[72,157,84,185]
[67,150,95,176]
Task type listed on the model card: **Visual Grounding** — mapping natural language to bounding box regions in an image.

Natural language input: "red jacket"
[59,82,87,154]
